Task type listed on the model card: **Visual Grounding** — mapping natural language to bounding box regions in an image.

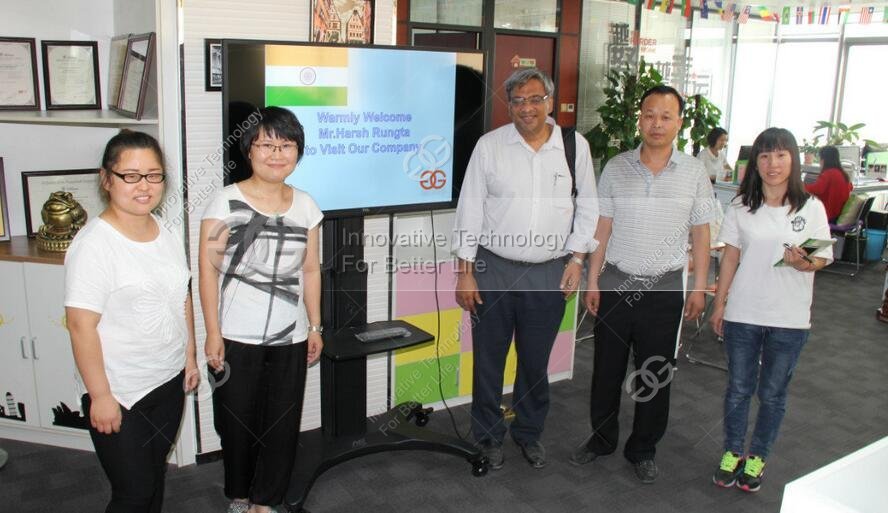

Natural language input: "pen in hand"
[783,242,814,263]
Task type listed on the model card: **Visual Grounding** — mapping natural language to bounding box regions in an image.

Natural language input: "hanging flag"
[738,4,751,23]
[837,6,849,24]
[884,6,888,23]
[860,6,874,24]
[796,6,804,24]
[721,3,735,21]
[659,0,675,14]
[808,7,815,24]
[646,0,656,10]
[701,0,710,19]
[819,5,831,25]
[683,0,693,18]
[782,6,791,24]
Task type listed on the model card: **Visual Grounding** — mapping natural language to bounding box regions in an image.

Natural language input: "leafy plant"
[800,138,818,155]
[678,94,722,156]
[811,120,879,148]
[584,58,663,168]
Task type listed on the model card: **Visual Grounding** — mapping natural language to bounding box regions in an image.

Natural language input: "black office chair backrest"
[859,196,877,228]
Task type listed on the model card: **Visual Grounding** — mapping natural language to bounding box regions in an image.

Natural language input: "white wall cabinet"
[0,261,90,450]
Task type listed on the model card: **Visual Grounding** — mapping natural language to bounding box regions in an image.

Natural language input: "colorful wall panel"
[392,261,576,406]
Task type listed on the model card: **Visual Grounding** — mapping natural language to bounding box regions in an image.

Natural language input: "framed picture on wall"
[0,37,40,111]
[21,169,103,238]
[0,158,10,242]
[41,40,101,110]
[205,39,222,91]
[310,0,374,44]
[116,32,155,119]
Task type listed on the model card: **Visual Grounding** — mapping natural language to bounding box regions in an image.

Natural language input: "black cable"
[429,210,469,440]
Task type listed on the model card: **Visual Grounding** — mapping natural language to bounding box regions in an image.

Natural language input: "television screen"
[223,40,485,218]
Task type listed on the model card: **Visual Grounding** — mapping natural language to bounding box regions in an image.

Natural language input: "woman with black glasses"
[199,107,323,513]
[65,130,199,513]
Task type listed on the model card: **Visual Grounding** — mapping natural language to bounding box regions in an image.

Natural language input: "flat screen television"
[222,40,485,218]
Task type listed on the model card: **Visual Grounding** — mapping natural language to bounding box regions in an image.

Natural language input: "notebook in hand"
[773,238,835,267]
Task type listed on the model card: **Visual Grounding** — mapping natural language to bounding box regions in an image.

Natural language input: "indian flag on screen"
[265,45,348,107]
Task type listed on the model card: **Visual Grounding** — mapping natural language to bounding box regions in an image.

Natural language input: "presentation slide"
[264,45,457,213]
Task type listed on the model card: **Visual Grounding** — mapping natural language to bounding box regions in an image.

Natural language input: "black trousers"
[587,290,684,463]
[211,339,307,507]
[470,248,566,445]
[83,370,185,513]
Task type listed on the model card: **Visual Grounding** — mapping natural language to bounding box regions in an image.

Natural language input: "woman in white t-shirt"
[709,128,832,494]
[65,130,200,513]
[199,107,323,513]
[697,127,732,183]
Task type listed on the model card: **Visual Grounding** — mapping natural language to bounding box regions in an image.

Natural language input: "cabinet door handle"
[31,337,38,360]
[20,336,29,359]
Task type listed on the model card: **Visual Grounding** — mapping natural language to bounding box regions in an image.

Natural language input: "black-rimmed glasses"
[110,171,166,183]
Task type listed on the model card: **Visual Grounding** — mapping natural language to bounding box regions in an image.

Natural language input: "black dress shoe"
[517,440,546,469]
[633,459,659,484]
[569,436,599,466]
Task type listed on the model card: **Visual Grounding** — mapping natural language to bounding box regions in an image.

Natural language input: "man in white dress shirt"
[451,68,599,470]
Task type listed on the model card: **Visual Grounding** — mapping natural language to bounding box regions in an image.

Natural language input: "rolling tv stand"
[283,320,488,512]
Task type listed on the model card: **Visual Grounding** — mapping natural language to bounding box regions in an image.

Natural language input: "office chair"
[824,195,876,277]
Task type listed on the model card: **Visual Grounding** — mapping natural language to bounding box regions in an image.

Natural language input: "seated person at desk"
[805,145,853,222]
[698,127,732,183]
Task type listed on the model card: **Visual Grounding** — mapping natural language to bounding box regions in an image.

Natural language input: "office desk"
[284,320,487,512]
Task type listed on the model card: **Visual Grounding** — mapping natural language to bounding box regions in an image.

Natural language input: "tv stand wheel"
[409,405,432,427]
[471,457,489,477]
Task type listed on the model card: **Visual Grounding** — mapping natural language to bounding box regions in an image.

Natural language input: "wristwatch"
[309,325,324,334]
[568,255,584,267]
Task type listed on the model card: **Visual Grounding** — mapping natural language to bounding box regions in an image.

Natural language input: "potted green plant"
[584,58,663,169]
[800,138,818,165]
[811,120,880,148]
[679,94,723,156]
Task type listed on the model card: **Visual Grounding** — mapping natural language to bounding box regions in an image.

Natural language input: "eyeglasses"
[252,142,299,154]
[110,171,166,184]
[509,95,549,106]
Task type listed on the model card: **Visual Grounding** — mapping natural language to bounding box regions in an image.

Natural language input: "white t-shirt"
[201,184,323,345]
[697,148,728,181]
[65,216,190,409]
[719,196,833,329]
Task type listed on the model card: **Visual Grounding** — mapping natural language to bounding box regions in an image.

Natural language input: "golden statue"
[36,191,87,252]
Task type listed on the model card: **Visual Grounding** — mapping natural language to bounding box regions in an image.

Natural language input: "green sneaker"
[712,451,744,488]
[737,455,766,492]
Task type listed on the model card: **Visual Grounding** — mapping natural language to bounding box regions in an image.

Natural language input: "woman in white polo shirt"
[65,130,200,513]
[708,127,832,493]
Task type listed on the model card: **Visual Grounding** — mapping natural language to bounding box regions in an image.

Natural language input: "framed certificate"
[21,169,103,238]
[0,37,40,111]
[107,34,131,110]
[41,40,101,110]
[0,158,10,242]
[205,39,222,91]
[117,32,155,119]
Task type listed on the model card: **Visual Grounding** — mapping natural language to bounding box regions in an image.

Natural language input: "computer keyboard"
[355,326,411,342]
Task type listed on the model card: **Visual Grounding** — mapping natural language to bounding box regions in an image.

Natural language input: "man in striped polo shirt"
[570,85,716,483]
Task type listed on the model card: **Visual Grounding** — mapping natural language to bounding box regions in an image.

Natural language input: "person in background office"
[452,67,599,471]
[65,130,200,513]
[805,145,853,222]
[199,107,323,513]
[697,127,733,183]
[709,127,832,493]
[571,85,715,484]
